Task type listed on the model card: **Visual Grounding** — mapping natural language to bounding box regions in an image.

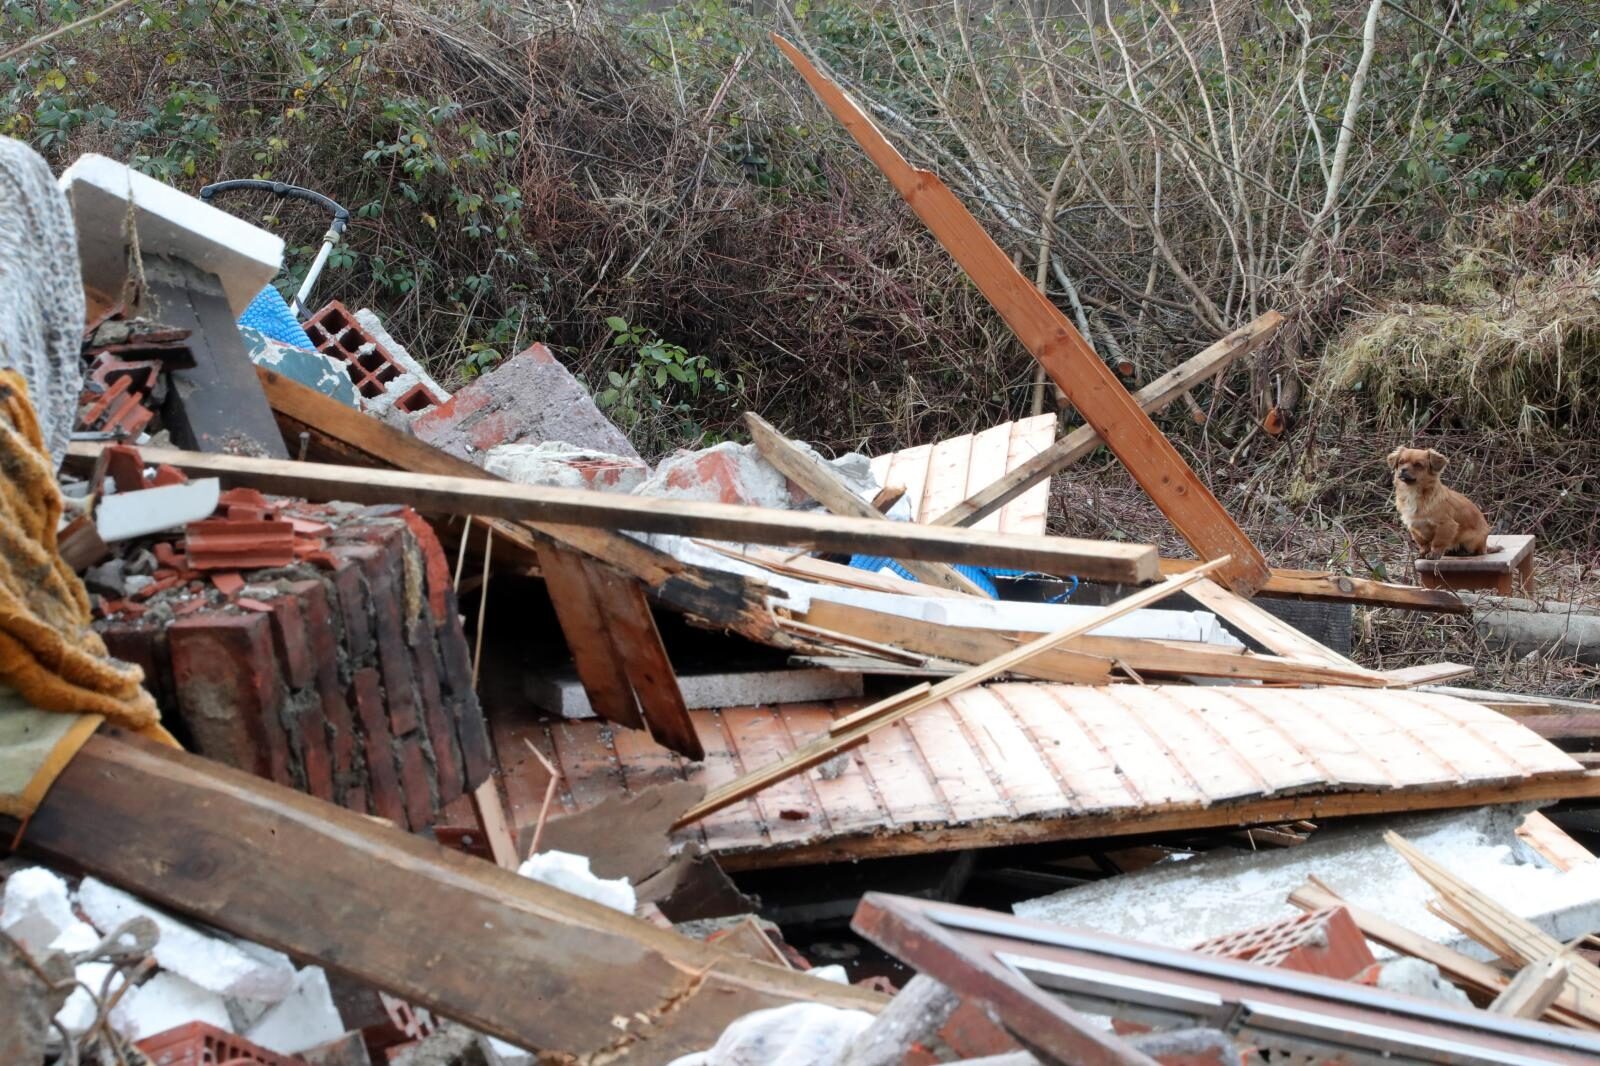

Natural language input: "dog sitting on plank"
[1386,446,1490,560]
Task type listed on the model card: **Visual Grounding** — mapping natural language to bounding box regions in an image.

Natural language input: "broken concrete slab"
[1013,806,1600,963]
[526,666,864,720]
[410,345,639,462]
[95,478,221,542]
[58,154,283,316]
[77,877,296,1002]
[637,440,878,509]
[485,440,650,493]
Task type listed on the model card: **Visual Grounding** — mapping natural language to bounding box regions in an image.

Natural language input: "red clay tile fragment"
[151,465,188,487]
[236,597,275,613]
[153,542,187,571]
[211,572,246,597]
[102,444,148,494]
[184,518,296,571]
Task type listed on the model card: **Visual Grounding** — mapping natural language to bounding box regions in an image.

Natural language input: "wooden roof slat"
[898,694,1013,824]
[1156,687,1330,795]
[776,703,887,835]
[682,712,768,851]
[1240,689,1395,790]
[1048,686,1206,810]
[947,687,1069,816]
[962,423,1016,534]
[721,707,829,839]
[852,718,953,827]
[986,684,1133,814]
[1290,690,1464,789]
[921,433,977,527]
[1098,685,1263,805]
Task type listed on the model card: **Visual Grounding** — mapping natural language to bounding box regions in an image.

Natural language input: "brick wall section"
[94,506,493,832]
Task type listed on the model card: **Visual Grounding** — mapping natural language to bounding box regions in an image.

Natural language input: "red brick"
[102,443,147,493]
[328,548,376,661]
[294,580,360,792]
[398,509,451,621]
[397,736,437,830]
[409,620,463,805]
[349,667,406,826]
[264,593,315,690]
[298,702,336,803]
[168,613,291,783]
[98,620,172,711]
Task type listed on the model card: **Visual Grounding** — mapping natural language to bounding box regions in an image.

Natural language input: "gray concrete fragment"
[526,666,863,719]
[1014,806,1600,964]
[96,478,221,541]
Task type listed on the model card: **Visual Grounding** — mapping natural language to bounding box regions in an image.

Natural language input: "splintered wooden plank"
[682,713,768,851]
[1157,687,1331,795]
[1099,686,1262,804]
[585,566,703,760]
[1239,689,1395,790]
[772,35,1269,595]
[1184,579,1368,671]
[946,688,1068,815]
[610,723,706,850]
[1053,687,1206,810]
[873,443,933,521]
[721,708,827,837]
[775,703,887,836]
[536,543,643,730]
[851,717,952,827]
[898,693,1013,824]
[988,685,1137,814]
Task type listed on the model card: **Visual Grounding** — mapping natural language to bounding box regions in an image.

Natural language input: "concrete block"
[485,440,650,493]
[245,966,346,1055]
[527,666,863,719]
[410,346,639,461]
[57,154,282,316]
[1013,806,1600,963]
[354,308,452,411]
[118,972,235,1040]
[1,867,78,955]
[77,878,295,1002]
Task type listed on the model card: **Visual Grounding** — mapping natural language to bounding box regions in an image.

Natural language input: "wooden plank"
[772,35,1270,596]
[1518,813,1598,872]
[1296,691,1462,789]
[1491,958,1571,1019]
[716,772,1600,870]
[1362,696,1523,787]
[672,560,1230,829]
[947,688,1068,816]
[536,542,643,730]
[873,443,933,524]
[1154,687,1331,794]
[997,417,1054,536]
[775,703,886,836]
[1419,699,1587,778]
[468,778,521,870]
[586,566,703,761]
[1238,689,1395,789]
[1382,662,1475,687]
[682,713,768,852]
[746,413,988,596]
[1098,686,1262,805]
[898,692,1012,824]
[13,733,883,1061]
[1051,687,1206,810]
[707,543,970,600]
[720,707,825,838]
[851,717,952,828]
[922,433,979,529]
[1183,578,1368,671]
[68,440,1159,583]
[941,313,1284,529]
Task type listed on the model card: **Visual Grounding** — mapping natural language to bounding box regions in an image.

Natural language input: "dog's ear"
[1385,448,1403,470]
[1426,449,1448,473]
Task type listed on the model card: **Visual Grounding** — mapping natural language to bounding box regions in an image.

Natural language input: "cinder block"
[58,154,283,316]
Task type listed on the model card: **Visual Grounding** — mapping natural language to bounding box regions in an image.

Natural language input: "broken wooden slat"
[536,541,644,730]
[1162,560,1468,615]
[11,732,883,1059]
[673,560,1229,830]
[1382,662,1476,687]
[747,412,988,596]
[68,439,1160,582]
[1491,957,1572,1020]
[468,778,520,870]
[586,565,704,761]
[772,35,1270,596]
[775,703,885,835]
[939,312,1284,529]
[1182,578,1370,672]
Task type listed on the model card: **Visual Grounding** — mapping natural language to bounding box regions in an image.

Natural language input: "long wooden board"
[11,732,883,1059]
[773,35,1270,596]
[536,540,644,730]
[587,565,705,761]
[66,440,1159,582]
[746,412,987,596]
[937,312,1283,529]
[1160,558,1467,615]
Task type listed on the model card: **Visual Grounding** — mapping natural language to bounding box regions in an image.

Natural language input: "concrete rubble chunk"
[409,344,640,462]
[527,666,863,720]
[57,153,283,317]
[636,440,877,509]
[517,850,636,915]
[484,440,649,493]
[666,1002,875,1066]
[1,867,79,955]
[95,478,222,542]
[48,921,103,955]
[77,877,295,1002]
[245,965,346,1055]
[1013,806,1600,963]
[118,971,234,1039]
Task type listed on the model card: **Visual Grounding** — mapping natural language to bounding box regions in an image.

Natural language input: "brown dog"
[1386,447,1490,559]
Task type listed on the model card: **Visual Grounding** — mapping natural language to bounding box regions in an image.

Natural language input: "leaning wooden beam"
[11,732,883,1059]
[257,368,786,645]
[586,565,705,761]
[674,559,1228,830]
[536,540,646,731]
[936,312,1283,529]
[1181,578,1372,673]
[1160,559,1467,615]
[747,412,989,597]
[773,35,1270,596]
[66,440,1161,581]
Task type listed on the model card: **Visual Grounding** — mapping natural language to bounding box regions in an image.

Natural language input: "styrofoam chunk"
[482,1035,537,1065]
[517,851,636,914]
[48,921,103,955]
[55,961,127,1036]
[77,878,294,1002]
[244,966,345,1054]
[119,972,234,1040]
[2,867,78,954]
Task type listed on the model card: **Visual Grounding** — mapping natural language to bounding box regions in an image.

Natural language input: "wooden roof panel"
[870,415,1056,536]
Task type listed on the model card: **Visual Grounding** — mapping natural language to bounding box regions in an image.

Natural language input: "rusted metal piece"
[853,893,1600,1065]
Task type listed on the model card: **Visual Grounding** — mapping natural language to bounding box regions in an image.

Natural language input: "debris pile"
[6,44,1600,1066]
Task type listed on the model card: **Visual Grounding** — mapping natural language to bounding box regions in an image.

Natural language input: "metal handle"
[199,179,350,236]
